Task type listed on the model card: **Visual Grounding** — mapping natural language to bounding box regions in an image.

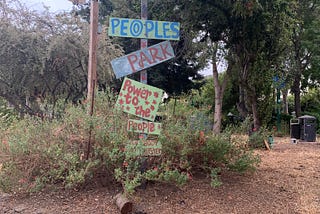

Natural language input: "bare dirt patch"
[1,137,320,214]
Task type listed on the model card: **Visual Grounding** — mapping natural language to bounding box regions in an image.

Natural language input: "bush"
[159,116,260,187]
[248,127,271,149]
[0,91,261,195]
[0,91,125,193]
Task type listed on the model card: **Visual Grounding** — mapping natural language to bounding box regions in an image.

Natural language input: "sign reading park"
[111,41,175,79]
[127,119,161,135]
[116,77,163,121]
[108,17,180,40]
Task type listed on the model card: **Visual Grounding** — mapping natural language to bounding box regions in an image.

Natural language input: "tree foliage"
[1,0,319,130]
[173,0,297,130]
[0,0,122,117]
[290,0,320,117]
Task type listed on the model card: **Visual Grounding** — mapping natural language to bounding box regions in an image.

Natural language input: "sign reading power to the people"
[116,77,163,121]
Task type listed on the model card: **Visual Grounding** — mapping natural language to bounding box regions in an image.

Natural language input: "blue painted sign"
[111,41,175,79]
[273,76,285,89]
[108,17,180,40]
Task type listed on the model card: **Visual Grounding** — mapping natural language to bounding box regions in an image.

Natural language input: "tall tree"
[230,0,296,130]
[290,0,320,117]
[177,0,296,131]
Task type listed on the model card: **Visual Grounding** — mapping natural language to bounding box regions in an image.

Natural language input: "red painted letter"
[160,43,173,59]
[127,54,138,72]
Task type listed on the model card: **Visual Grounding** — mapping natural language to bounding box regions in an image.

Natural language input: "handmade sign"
[127,119,161,135]
[130,140,162,156]
[116,77,163,121]
[111,41,175,79]
[108,17,180,40]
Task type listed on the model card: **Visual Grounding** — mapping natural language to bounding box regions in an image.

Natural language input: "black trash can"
[299,115,317,142]
[290,118,300,139]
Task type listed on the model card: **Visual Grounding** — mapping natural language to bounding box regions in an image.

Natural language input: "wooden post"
[86,0,99,160]
[87,0,99,115]
[139,0,148,188]
[140,0,148,84]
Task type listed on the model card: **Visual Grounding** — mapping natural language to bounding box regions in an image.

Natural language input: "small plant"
[248,126,271,149]
[201,133,231,165]
[210,167,222,187]
[0,98,19,129]
[228,151,261,174]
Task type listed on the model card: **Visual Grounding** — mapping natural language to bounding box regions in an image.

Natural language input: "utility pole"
[87,0,99,116]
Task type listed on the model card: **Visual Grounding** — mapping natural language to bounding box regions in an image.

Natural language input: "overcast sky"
[19,0,73,13]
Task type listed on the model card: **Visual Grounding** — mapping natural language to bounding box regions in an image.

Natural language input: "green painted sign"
[127,119,161,135]
[116,77,163,121]
[108,17,180,40]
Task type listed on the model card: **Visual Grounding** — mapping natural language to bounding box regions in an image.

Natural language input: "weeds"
[0,91,260,195]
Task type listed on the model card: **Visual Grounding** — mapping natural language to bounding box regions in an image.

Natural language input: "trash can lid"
[298,115,316,119]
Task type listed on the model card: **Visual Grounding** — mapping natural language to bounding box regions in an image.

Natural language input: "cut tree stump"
[115,193,133,214]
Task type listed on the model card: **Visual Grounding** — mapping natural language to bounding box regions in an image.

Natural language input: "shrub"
[0,91,261,195]
[159,114,260,187]
[248,126,271,149]
[0,98,19,132]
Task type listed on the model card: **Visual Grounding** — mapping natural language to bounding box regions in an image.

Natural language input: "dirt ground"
[1,137,320,214]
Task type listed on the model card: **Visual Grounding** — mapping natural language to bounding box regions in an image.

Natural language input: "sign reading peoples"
[108,17,180,40]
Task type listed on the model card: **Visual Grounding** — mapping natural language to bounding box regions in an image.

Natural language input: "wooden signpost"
[109,1,180,161]
[109,1,179,212]
[108,17,180,40]
[111,41,175,79]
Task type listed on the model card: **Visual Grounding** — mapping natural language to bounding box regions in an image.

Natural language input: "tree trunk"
[292,31,303,118]
[212,61,223,134]
[250,89,261,130]
[235,46,251,119]
[237,85,249,118]
[281,88,289,114]
[292,69,302,117]
[212,54,230,134]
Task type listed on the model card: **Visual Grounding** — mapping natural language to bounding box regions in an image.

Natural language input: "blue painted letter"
[111,18,120,34]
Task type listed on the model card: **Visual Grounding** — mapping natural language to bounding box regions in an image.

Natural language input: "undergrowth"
[0,91,260,196]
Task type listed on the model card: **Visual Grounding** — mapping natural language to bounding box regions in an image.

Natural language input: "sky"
[19,0,73,13]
